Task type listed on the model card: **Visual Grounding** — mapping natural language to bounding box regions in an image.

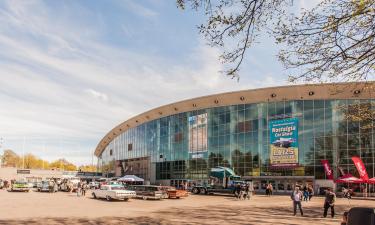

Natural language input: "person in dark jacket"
[323,188,336,218]
[308,185,314,201]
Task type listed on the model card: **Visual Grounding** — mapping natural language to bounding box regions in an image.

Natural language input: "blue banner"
[269,118,299,167]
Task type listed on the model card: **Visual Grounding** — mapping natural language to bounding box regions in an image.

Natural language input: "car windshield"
[111,186,125,190]
[16,181,27,184]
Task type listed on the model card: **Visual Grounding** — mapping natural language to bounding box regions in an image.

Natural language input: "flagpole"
[42,140,45,170]
[22,137,26,169]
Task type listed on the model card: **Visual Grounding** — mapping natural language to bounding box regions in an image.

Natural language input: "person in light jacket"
[291,187,303,216]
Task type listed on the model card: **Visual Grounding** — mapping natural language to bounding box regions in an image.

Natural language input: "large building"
[95,82,375,192]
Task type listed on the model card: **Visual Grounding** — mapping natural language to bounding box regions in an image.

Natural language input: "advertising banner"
[352,156,369,180]
[321,160,334,180]
[188,113,208,153]
[269,118,299,167]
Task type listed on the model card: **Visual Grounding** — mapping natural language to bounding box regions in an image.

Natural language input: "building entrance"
[243,176,314,195]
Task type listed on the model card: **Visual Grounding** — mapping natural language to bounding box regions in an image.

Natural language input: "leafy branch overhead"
[177,0,375,82]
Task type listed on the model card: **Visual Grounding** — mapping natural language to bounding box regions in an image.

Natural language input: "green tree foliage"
[178,0,375,82]
[78,165,97,172]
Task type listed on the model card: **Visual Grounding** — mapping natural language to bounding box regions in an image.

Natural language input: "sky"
[0,0,321,165]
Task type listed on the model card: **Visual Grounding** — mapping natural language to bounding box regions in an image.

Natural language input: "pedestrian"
[245,183,250,200]
[266,183,270,196]
[308,185,314,201]
[269,183,273,196]
[303,186,309,201]
[77,181,82,197]
[239,184,246,200]
[323,188,336,218]
[235,183,241,199]
[341,211,348,225]
[81,182,87,196]
[291,187,303,216]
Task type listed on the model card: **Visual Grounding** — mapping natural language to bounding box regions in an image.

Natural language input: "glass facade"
[99,99,375,182]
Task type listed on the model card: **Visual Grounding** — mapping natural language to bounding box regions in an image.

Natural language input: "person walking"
[77,181,82,197]
[291,187,303,216]
[308,185,314,201]
[269,183,273,196]
[235,183,241,199]
[303,186,309,201]
[245,183,251,200]
[323,188,336,218]
[81,182,87,197]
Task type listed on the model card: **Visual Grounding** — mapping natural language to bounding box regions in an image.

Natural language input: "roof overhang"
[94,82,375,157]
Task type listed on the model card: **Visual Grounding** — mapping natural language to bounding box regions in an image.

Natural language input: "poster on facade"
[188,113,208,154]
[269,118,299,167]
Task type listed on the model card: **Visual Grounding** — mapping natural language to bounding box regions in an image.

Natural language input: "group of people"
[291,186,336,218]
[234,183,252,200]
[76,181,88,197]
[302,185,314,201]
[0,179,10,189]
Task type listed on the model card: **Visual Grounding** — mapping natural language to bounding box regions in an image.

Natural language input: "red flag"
[321,160,334,180]
[352,156,369,180]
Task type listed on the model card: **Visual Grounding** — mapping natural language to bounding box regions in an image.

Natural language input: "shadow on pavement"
[0,203,346,225]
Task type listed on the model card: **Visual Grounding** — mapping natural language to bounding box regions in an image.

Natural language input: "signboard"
[17,169,30,174]
[352,156,369,180]
[188,113,208,153]
[269,118,299,167]
[190,152,208,159]
[321,160,334,180]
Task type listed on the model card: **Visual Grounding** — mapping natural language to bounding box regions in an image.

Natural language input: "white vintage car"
[92,184,136,201]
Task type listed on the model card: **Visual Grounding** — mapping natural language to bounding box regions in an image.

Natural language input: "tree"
[2,149,21,167]
[177,0,375,82]
[49,158,77,171]
[79,165,97,172]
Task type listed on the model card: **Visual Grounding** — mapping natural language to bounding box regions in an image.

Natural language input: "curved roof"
[95,82,375,157]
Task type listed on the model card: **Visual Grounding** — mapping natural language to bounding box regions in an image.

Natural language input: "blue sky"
[0,0,320,165]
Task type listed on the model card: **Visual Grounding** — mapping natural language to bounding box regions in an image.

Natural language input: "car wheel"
[192,187,200,194]
[142,196,147,200]
[201,188,207,195]
[92,193,97,199]
[106,196,111,201]
[124,198,129,202]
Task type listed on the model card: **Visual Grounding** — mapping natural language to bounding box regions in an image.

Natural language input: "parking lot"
[0,189,374,225]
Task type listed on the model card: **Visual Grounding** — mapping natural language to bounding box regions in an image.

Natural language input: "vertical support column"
[331,100,339,191]
[258,104,264,174]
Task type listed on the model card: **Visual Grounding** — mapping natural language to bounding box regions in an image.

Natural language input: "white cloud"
[84,89,108,102]
[0,1,286,165]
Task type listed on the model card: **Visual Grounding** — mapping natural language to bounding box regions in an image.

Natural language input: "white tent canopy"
[117,175,144,182]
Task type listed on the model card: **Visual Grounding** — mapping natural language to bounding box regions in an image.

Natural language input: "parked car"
[60,178,80,192]
[92,184,136,201]
[127,185,165,200]
[89,181,100,189]
[37,181,58,192]
[10,181,30,192]
[159,186,189,199]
